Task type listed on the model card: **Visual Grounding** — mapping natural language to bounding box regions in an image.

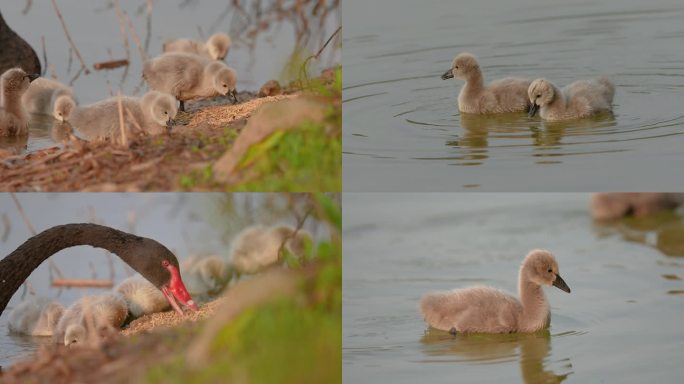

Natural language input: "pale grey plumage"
[142,53,237,110]
[181,256,231,301]
[591,193,684,220]
[0,68,37,136]
[21,77,76,121]
[56,293,128,346]
[230,225,311,274]
[420,249,570,333]
[163,32,232,61]
[115,275,169,318]
[70,90,177,140]
[7,296,64,337]
[442,53,531,114]
[528,78,615,121]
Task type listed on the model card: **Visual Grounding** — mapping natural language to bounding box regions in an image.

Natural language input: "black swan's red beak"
[161,263,199,314]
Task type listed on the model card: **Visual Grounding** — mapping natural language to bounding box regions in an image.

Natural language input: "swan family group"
[0,32,237,140]
[442,53,615,121]
[7,223,310,346]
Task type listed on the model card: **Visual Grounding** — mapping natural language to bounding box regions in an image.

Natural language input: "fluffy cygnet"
[143,53,238,111]
[230,225,312,274]
[69,90,177,140]
[420,250,571,334]
[8,296,64,336]
[115,275,169,318]
[442,53,531,114]
[163,32,232,61]
[528,78,615,121]
[591,193,684,220]
[21,77,76,121]
[0,68,38,136]
[181,256,232,301]
[56,294,128,346]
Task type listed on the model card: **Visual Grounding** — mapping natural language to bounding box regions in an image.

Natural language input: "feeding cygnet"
[69,90,177,140]
[181,256,232,301]
[115,275,170,318]
[528,78,615,121]
[8,296,64,336]
[0,68,39,136]
[56,294,128,346]
[143,53,238,111]
[163,32,232,61]
[230,225,312,274]
[420,250,571,334]
[591,193,684,220]
[441,53,531,114]
[21,77,76,122]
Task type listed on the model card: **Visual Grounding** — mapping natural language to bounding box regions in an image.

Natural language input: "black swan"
[0,11,41,75]
[0,223,199,316]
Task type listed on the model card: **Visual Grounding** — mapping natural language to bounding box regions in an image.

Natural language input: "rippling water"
[343,194,684,383]
[343,0,684,191]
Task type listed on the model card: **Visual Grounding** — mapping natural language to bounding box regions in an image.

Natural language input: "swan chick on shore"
[441,53,531,114]
[69,90,177,140]
[181,256,232,301]
[230,225,312,274]
[528,78,615,121]
[21,77,76,121]
[115,275,169,318]
[8,296,64,336]
[1,68,38,136]
[143,53,237,111]
[163,32,232,61]
[420,249,571,334]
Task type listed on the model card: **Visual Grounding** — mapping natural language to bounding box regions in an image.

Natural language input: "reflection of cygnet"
[70,90,177,140]
[591,193,684,220]
[163,33,232,61]
[528,78,615,121]
[1,68,38,136]
[441,53,531,114]
[143,53,238,111]
[115,275,169,318]
[8,296,64,336]
[181,256,232,301]
[230,225,312,274]
[21,77,76,122]
[420,250,570,333]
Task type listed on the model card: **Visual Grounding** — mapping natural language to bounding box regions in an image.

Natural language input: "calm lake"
[1,1,339,153]
[343,193,684,383]
[343,0,684,191]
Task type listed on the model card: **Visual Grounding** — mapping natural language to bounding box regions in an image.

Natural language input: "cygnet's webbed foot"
[179,100,185,112]
[449,327,458,335]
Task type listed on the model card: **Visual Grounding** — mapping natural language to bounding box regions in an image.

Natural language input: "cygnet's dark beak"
[528,102,539,118]
[229,89,238,104]
[27,73,40,82]
[552,273,571,293]
[441,69,454,80]
[165,117,175,133]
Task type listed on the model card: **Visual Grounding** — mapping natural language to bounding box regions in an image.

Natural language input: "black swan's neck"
[0,223,147,314]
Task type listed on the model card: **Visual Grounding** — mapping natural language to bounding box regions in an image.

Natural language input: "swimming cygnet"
[591,193,684,221]
[21,77,76,122]
[143,53,238,111]
[181,256,232,301]
[420,250,571,334]
[56,294,128,346]
[528,78,615,121]
[8,296,64,337]
[230,225,312,274]
[441,53,531,114]
[0,68,39,136]
[163,32,232,61]
[115,275,169,318]
[70,90,177,140]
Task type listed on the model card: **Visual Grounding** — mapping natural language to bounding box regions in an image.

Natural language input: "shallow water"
[343,194,684,383]
[0,193,226,368]
[343,0,684,191]
[1,1,339,153]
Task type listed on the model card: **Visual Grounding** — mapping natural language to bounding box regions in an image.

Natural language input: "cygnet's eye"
[547,268,553,273]
[454,65,459,69]
[164,111,168,115]
[536,94,541,98]
[223,84,228,88]
[58,113,62,116]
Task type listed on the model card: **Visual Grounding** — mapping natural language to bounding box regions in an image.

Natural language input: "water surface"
[343,0,684,191]
[343,193,684,383]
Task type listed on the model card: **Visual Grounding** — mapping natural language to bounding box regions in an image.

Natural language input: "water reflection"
[420,329,571,383]
[593,210,684,257]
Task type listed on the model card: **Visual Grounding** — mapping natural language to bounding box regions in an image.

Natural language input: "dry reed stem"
[123,10,147,62]
[52,279,113,288]
[116,91,127,147]
[51,0,90,75]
